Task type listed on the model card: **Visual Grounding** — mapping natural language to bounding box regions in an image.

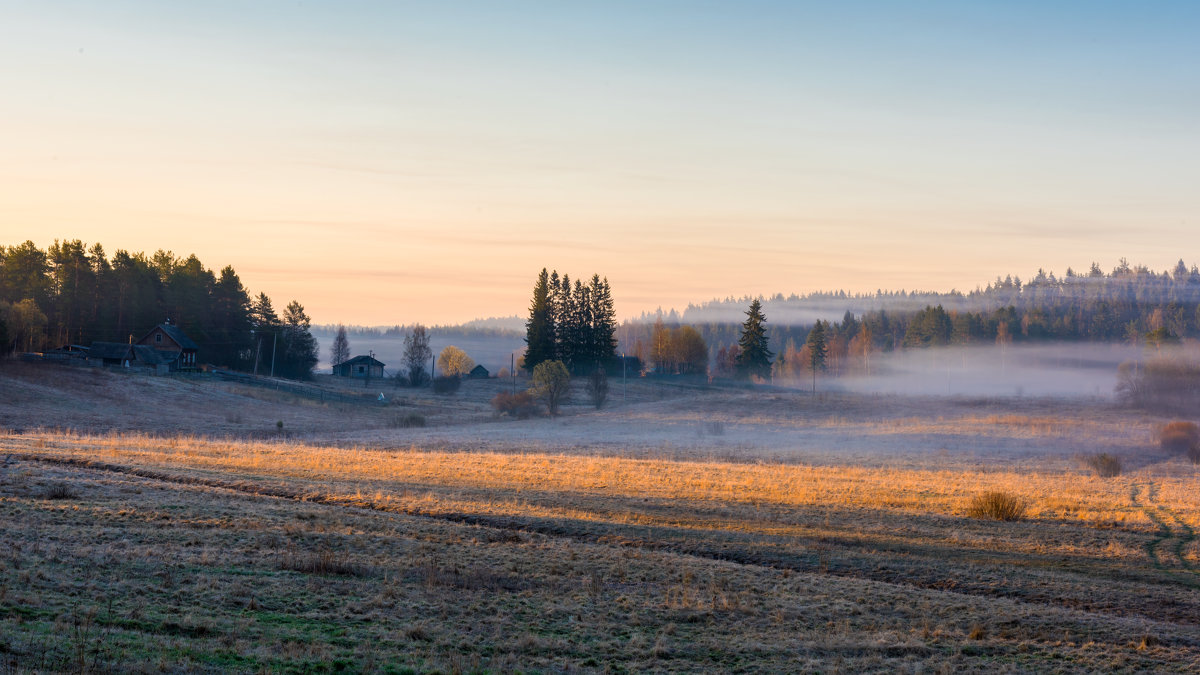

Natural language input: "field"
[2,363,1200,672]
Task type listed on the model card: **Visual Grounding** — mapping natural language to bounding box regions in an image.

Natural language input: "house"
[86,342,178,374]
[468,364,490,379]
[333,355,385,378]
[137,321,199,371]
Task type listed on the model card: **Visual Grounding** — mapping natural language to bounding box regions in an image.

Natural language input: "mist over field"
[829,343,1140,398]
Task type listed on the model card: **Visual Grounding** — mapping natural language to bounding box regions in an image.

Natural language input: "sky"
[2,1,1198,325]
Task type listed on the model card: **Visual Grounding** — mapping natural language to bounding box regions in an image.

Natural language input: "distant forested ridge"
[0,239,318,378]
[311,323,522,340]
[620,259,1200,376]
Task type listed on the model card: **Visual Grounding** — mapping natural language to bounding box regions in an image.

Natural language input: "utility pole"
[622,352,626,403]
[431,353,436,387]
[253,333,261,376]
[510,353,515,394]
[270,332,277,378]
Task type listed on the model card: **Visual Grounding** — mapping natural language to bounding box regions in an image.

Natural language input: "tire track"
[14,451,1200,625]
[1132,481,1200,581]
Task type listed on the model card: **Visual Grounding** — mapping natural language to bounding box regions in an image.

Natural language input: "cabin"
[468,364,490,379]
[86,342,178,374]
[137,321,199,371]
[333,355,385,378]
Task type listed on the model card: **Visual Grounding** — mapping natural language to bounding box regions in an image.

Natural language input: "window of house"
[155,333,162,343]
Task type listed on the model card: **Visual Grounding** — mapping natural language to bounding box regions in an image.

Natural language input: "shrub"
[492,391,537,419]
[1080,452,1123,477]
[42,482,79,500]
[431,375,461,395]
[390,412,426,428]
[966,491,1028,521]
[279,547,366,576]
[1118,358,1200,413]
[1160,421,1200,456]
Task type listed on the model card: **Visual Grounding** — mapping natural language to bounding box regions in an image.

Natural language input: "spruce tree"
[589,274,617,369]
[523,269,556,372]
[806,320,827,393]
[735,299,773,381]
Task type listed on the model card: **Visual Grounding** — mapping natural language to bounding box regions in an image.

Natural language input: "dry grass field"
[2,363,1200,672]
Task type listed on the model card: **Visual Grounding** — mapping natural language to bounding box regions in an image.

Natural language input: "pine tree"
[330,324,350,369]
[806,320,828,393]
[277,300,319,380]
[523,269,556,372]
[735,299,773,381]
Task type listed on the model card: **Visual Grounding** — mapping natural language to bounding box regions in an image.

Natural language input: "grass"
[4,446,1199,672]
[3,377,1200,671]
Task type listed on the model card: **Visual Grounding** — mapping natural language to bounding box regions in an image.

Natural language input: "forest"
[0,239,318,378]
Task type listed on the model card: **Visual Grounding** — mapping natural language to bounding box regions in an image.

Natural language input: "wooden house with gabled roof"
[333,355,385,378]
[136,320,199,371]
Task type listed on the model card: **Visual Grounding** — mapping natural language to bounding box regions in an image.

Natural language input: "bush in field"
[279,547,366,577]
[390,412,426,428]
[1080,453,1122,477]
[966,491,1028,521]
[1160,421,1200,458]
[42,482,79,500]
[1117,358,1200,413]
[431,375,461,395]
[492,391,537,419]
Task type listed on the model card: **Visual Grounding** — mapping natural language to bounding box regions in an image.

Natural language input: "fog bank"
[826,343,1141,398]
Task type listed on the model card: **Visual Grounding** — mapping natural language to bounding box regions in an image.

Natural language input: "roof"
[334,355,386,368]
[139,323,199,351]
[88,342,132,361]
[157,323,199,350]
[470,364,489,374]
[131,345,177,366]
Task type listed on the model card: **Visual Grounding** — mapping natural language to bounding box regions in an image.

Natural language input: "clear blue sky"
[3,1,1198,323]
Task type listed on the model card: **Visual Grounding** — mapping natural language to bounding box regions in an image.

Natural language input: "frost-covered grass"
[2,372,1200,671]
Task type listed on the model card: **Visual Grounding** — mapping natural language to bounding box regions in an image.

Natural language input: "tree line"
[0,239,318,379]
[618,259,1200,383]
[524,269,618,374]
